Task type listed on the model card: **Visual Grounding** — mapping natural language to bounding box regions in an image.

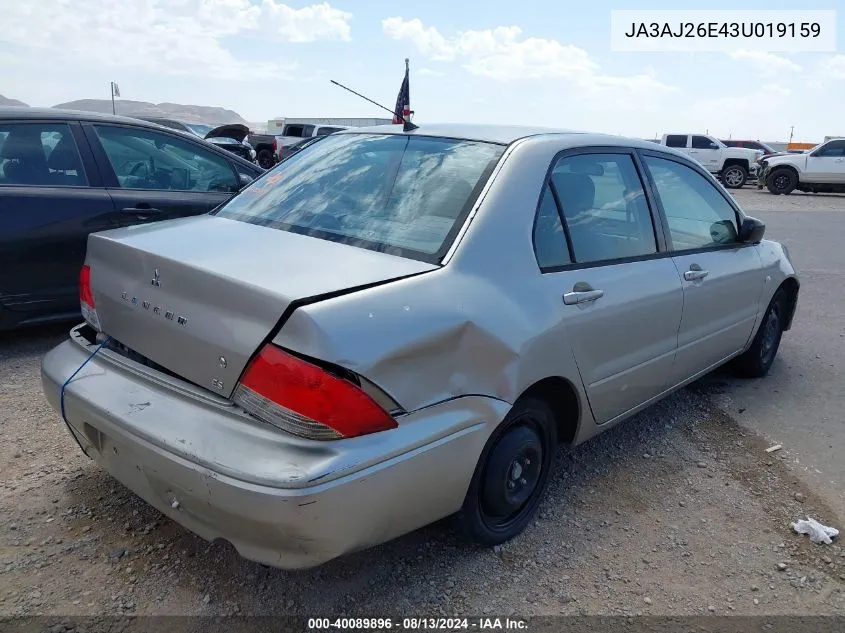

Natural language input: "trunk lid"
[86,214,436,398]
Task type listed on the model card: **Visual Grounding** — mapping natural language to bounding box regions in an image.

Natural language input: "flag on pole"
[392,60,410,124]
[112,82,121,98]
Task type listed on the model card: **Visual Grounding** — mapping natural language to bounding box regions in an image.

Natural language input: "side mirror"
[738,216,765,244]
[238,173,254,189]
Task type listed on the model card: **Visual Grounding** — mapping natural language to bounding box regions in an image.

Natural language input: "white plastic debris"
[792,517,839,545]
[765,444,783,453]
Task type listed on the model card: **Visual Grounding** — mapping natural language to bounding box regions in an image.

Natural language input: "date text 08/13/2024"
[307,618,528,630]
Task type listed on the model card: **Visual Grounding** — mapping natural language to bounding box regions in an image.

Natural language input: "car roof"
[0,106,260,169]
[0,106,186,127]
[335,123,587,145]
[336,123,680,152]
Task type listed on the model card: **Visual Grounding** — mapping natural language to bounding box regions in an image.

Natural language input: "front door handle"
[683,263,709,281]
[563,284,604,305]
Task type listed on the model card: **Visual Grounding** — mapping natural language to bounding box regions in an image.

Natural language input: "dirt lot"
[1,189,844,619]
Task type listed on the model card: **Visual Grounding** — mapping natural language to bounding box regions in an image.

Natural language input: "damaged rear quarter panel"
[271,136,592,422]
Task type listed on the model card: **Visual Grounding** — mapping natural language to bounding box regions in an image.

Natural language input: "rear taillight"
[79,264,100,330]
[272,138,277,151]
[233,344,398,441]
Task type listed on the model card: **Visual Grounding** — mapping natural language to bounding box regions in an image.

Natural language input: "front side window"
[550,153,657,264]
[93,125,239,192]
[215,133,505,261]
[0,122,87,187]
[814,140,845,157]
[644,155,739,251]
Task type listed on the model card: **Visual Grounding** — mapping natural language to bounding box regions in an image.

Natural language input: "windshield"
[186,123,213,136]
[214,133,505,262]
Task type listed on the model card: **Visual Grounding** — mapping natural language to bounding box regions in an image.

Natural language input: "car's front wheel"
[733,288,787,378]
[766,168,797,195]
[459,397,557,546]
[722,164,748,189]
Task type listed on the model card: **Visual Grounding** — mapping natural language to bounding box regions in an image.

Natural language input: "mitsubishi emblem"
[151,269,161,287]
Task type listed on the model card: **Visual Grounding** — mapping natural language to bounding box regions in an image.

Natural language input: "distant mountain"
[51,99,248,125]
[0,94,29,107]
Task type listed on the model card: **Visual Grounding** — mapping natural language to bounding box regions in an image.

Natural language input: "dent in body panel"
[273,267,572,415]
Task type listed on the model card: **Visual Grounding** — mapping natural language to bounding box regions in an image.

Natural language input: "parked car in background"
[661,133,761,188]
[761,137,845,195]
[42,124,798,570]
[272,122,352,161]
[275,134,329,161]
[132,117,213,139]
[133,117,276,169]
[720,139,779,158]
[203,124,257,164]
[0,107,262,330]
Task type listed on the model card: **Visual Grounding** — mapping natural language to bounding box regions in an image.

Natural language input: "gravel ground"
[1,189,844,619]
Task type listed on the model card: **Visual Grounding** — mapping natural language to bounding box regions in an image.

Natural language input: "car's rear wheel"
[766,168,797,195]
[733,288,787,378]
[257,149,275,169]
[459,397,557,546]
[722,164,747,189]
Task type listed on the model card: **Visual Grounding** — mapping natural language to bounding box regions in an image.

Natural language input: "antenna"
[329,79,419,132]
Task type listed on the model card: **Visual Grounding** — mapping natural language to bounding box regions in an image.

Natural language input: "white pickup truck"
[760,137,845,195]
[660,134,762,188]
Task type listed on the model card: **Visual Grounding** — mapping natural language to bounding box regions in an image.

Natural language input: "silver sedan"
[41,124,799,569]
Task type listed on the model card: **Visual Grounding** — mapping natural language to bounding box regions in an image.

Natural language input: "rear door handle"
[563,289,604,305]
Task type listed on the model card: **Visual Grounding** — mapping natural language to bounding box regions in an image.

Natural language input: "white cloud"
[417,68,445,77]
[727,50,801,78]
[0,0,352,81]
[819,54,845,79]
[381,17,674,93]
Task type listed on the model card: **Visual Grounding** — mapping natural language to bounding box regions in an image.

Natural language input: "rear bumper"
[41,328,508,569]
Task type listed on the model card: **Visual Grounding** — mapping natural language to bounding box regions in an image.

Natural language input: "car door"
[689,135,721,172]
[82,123,243,228]
[803,140,845,183]
[639,152,766,386]
[0,119,115,324]
[534,149,683,424]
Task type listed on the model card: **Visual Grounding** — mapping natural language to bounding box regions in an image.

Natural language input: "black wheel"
[733,289,787,378]
[257,149,275,169]
[459,397,557,546]
[722,164,747,189]
[766,168,797,195]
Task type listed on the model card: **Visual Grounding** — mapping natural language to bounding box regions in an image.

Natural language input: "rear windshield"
[214,133,505,262]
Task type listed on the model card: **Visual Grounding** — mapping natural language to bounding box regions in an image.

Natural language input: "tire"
[766,168,797,195]
[722,164,747,189]
[257,149,275,170]
[733,288,787,378]
[458,397,558,547]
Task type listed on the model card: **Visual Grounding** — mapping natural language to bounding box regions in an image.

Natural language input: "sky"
[1,0,844,142]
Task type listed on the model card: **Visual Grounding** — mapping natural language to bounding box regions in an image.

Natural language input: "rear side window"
[550,153,657,264]
[93,125,239,192]
[533,184,571,269]
[216,133,505,261]
[316,126,344,135]
[0,122,87,187]
[665,135,687,148]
